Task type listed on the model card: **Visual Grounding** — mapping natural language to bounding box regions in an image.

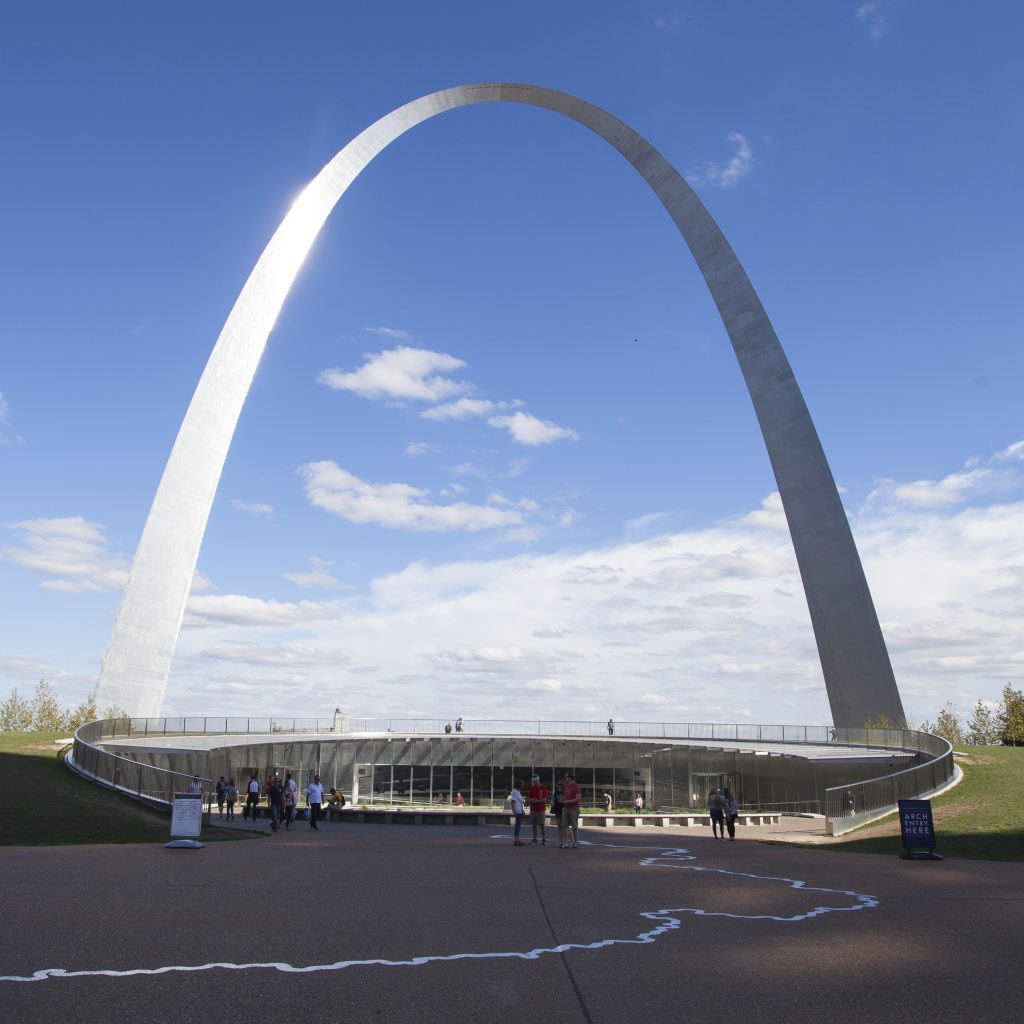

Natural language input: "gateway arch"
[95,83,907,729]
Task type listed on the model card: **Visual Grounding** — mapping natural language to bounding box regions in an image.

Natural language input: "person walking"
[267,777,282,832]
[603,790,613,813]
[708,787,726,839]
[307,773,324,830]
[634,792,644,812]
[607,718,614,736]
[455,717,464,733]
[527,774,548,845]
[281,780,296,830]
[723,787,738,841]
[561,771,582,849]
[224,778,237,820]
[244,775,260,820]
[215,776,228,818]
[511,780,526,846]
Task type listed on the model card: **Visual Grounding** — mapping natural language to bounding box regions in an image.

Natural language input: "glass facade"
[109,734,923,813]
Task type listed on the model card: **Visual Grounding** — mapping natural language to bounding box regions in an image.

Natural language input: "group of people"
[508,771,583,849]
[708,786,738,840]
[220,772,339,832]
[443,717,465,734]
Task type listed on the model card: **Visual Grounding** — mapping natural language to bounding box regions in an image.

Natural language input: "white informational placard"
[170,793,203,838]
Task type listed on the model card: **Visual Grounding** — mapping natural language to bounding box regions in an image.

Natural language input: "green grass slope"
[0,731,253,845]
[823,745,1024,861]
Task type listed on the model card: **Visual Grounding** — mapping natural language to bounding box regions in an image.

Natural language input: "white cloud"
[405,441,438,457]
[736,492,789,531]
[299,460,525,532]
[231,499,275,518]
[993,440,1024,463]
[2,516,128,592]
[183,594,340,628]
[366,326,414,341]
[654,9,692,32]
[422,398,504,421]
[869,468,991,508]
[199,643,351,668]
[159,441,1024,731]
[318,346,468,402]
[0,390,23,446]
[856,1,888,39]
[284,556,352,591]
[686,133,754,188]
[488,411,579,446]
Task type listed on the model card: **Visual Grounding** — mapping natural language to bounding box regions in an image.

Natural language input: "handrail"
[824,731,955,836]
[70,720,212,810]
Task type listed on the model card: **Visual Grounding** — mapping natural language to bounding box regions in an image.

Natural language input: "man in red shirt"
[561,771,582,848]
[527,774,549,845]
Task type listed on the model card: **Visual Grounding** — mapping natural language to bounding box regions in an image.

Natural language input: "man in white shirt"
[307,774,324,830]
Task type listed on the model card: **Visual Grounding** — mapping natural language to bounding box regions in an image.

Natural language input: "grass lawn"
[820,745,1024,862]
[0,731,256,846]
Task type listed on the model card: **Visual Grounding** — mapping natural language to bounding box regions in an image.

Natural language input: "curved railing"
[824,730,955,836]
[80,716,854,744]
[70,719,212,810]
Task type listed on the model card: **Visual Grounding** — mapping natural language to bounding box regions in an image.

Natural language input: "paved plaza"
[1,821,1018,1023]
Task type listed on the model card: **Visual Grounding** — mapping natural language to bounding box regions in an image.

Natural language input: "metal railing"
[84,716,860,744]
[824,730,955,836]
[71,720,212,810]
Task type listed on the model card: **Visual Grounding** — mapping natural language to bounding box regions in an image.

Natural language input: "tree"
[933,703,966,747]
[65,693,98,731]
[966,700,999,746]
[0,688,33,731]
[29,680,66,731]
[997,683,1024,745]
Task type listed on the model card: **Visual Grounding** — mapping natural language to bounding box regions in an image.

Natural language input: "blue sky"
[1,1,1022,727]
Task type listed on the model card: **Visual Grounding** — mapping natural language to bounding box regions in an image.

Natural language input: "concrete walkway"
[2,821,1017,1023]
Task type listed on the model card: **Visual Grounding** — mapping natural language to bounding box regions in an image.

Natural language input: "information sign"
[897,798,941,860]
[166,792,204,848]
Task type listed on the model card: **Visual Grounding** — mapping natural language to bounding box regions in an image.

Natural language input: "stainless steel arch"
[96,83,906,728]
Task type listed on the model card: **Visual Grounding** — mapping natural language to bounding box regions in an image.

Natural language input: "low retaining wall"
[314,809,781,828]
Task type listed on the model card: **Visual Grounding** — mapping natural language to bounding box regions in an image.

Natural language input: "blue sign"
[898,799,941,859]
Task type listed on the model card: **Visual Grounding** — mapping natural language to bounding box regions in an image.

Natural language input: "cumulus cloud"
[686,133,754,188]
[2,516,128,592]
[299,460,525,532]
[488,411,579,446]
[868,468,991,508]
[318,346,468,402]
[158,441,1024,729]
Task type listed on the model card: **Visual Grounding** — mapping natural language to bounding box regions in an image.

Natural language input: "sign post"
[897,798,941,860]
[166,792,205,849]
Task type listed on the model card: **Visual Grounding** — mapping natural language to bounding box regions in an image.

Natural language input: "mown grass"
[0,731,256,846]
[820,745,1024,861]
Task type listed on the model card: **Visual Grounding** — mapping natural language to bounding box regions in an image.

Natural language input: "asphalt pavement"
[1,818,1019,1023]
